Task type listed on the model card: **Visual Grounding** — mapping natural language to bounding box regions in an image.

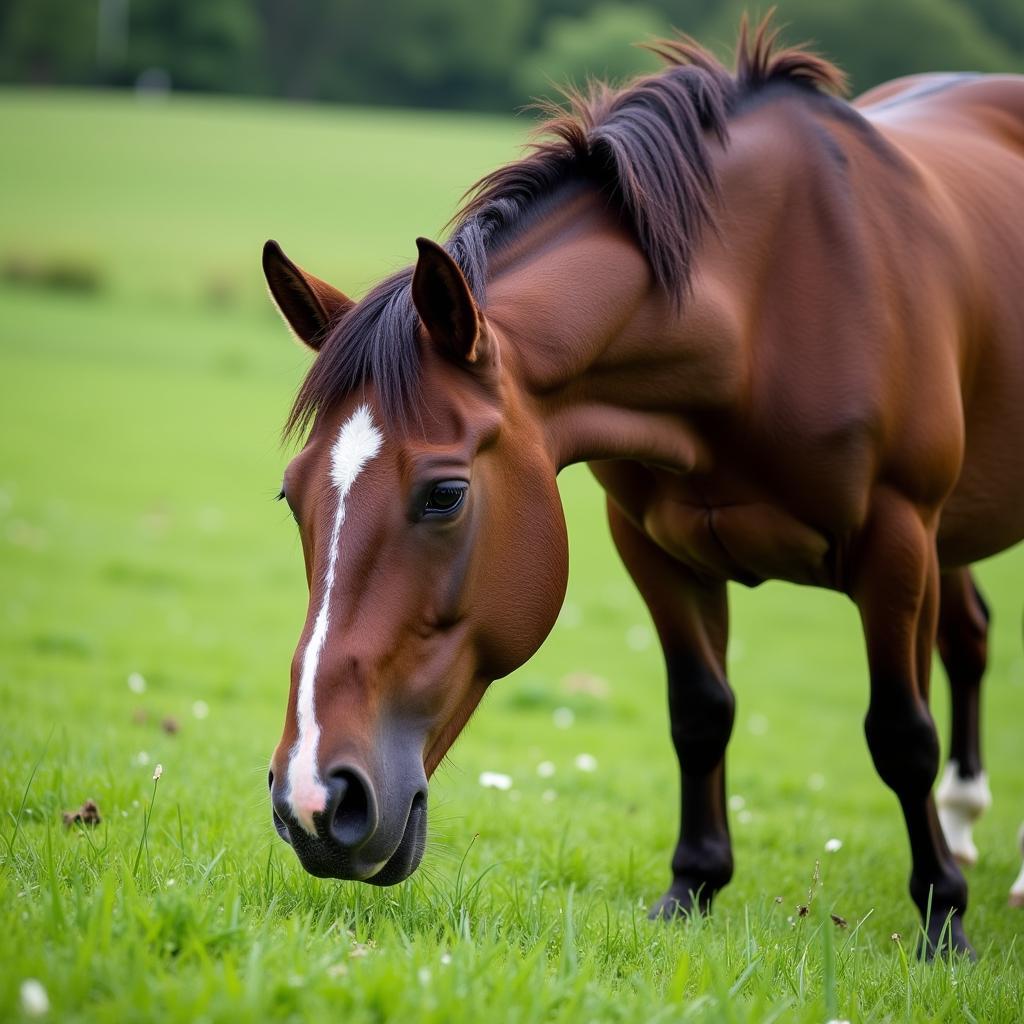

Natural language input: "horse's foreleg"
[853,491,973,958]
[607,501,734,918]
[935,569,991,866]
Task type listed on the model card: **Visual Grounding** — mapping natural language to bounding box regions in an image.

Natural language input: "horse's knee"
[938,577,990,684]
[668,657,735,775]
[938,632,988,689]
[864,701,939,797]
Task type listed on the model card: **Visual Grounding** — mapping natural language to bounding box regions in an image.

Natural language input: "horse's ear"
[262,240,354,351]
[411,237,485,364]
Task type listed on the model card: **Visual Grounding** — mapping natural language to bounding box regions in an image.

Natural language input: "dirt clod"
[62,800,101,827]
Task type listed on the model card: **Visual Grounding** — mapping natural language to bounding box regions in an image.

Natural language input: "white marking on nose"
[287,404,383,835]
[935,760,991,868]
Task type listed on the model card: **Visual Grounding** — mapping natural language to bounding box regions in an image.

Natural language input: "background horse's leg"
[607,501,735,917]
[935,569,992,866]
[1012,824,1024,908]
[853,491,973,957]
[1014,592,1024,906]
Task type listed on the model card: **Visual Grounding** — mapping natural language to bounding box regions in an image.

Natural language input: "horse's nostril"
[327,768,373,848]
[272,804,292,843]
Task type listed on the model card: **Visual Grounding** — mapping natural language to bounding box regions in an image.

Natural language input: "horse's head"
[263,239,568,882]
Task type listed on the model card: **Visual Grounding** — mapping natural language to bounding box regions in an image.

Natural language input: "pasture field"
[1,88,1023,1023]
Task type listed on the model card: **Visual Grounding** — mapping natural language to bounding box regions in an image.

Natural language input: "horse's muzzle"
[269,763,428,884]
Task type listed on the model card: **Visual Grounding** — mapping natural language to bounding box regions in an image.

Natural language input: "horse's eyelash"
[275,489,286,502]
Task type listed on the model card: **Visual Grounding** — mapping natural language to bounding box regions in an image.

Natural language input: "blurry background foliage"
[2,0,1023,111]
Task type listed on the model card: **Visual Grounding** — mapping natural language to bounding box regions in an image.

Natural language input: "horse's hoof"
[1009,890,1024,909]
[648,891,692,920]
[648,885,712,920]
[918,916,977,961]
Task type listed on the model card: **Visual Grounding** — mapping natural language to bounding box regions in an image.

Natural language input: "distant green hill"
[0,88,524,310]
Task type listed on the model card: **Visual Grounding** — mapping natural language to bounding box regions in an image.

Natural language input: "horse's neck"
[487,99,862,473]
[485,201,754,470]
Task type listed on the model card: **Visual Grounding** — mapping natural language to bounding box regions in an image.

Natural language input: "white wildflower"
[824,838,843,853]
[152,763,163,781]
[537,761,556,778]
[747,713,769,736]
[479,771,513,791]
[574,753,598,772]
[625,624,653,651]
[20,980,49,1017]
[191,700,209,720]
[552,707,575,730]
[561,673,609,698]
[127,672,146,694]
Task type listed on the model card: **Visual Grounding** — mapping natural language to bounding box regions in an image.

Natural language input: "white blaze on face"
[287,404,383,835]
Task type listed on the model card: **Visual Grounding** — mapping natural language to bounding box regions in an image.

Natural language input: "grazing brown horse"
[262,20,1024,956]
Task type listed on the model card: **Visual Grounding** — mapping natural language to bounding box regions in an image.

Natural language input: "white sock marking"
[936,760,991,868]
[287,404,383,835]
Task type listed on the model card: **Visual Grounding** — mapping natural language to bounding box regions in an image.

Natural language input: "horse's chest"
[639,484,834,588]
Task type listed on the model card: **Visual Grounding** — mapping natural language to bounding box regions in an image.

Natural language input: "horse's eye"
[276,486,299,524]
[423,481,468,517]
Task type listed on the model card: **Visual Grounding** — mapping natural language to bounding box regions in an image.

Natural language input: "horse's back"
[857,71,1024,123]
[860,74,1024,566]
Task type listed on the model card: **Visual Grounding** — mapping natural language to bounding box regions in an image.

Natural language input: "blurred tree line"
[2,0,1022,110]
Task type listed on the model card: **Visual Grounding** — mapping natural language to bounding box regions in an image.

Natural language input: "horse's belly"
[938,460,1024,567]
[938,330,1024,566]
[643,498,834,587]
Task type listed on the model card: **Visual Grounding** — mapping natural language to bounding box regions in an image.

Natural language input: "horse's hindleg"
[607,501,734,917]
[853,493,973,957]
[935,569,992,866]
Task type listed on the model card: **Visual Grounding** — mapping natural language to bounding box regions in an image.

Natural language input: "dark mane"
[285,16,846,439]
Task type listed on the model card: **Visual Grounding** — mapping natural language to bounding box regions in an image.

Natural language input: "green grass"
[2,88,1023,1023]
